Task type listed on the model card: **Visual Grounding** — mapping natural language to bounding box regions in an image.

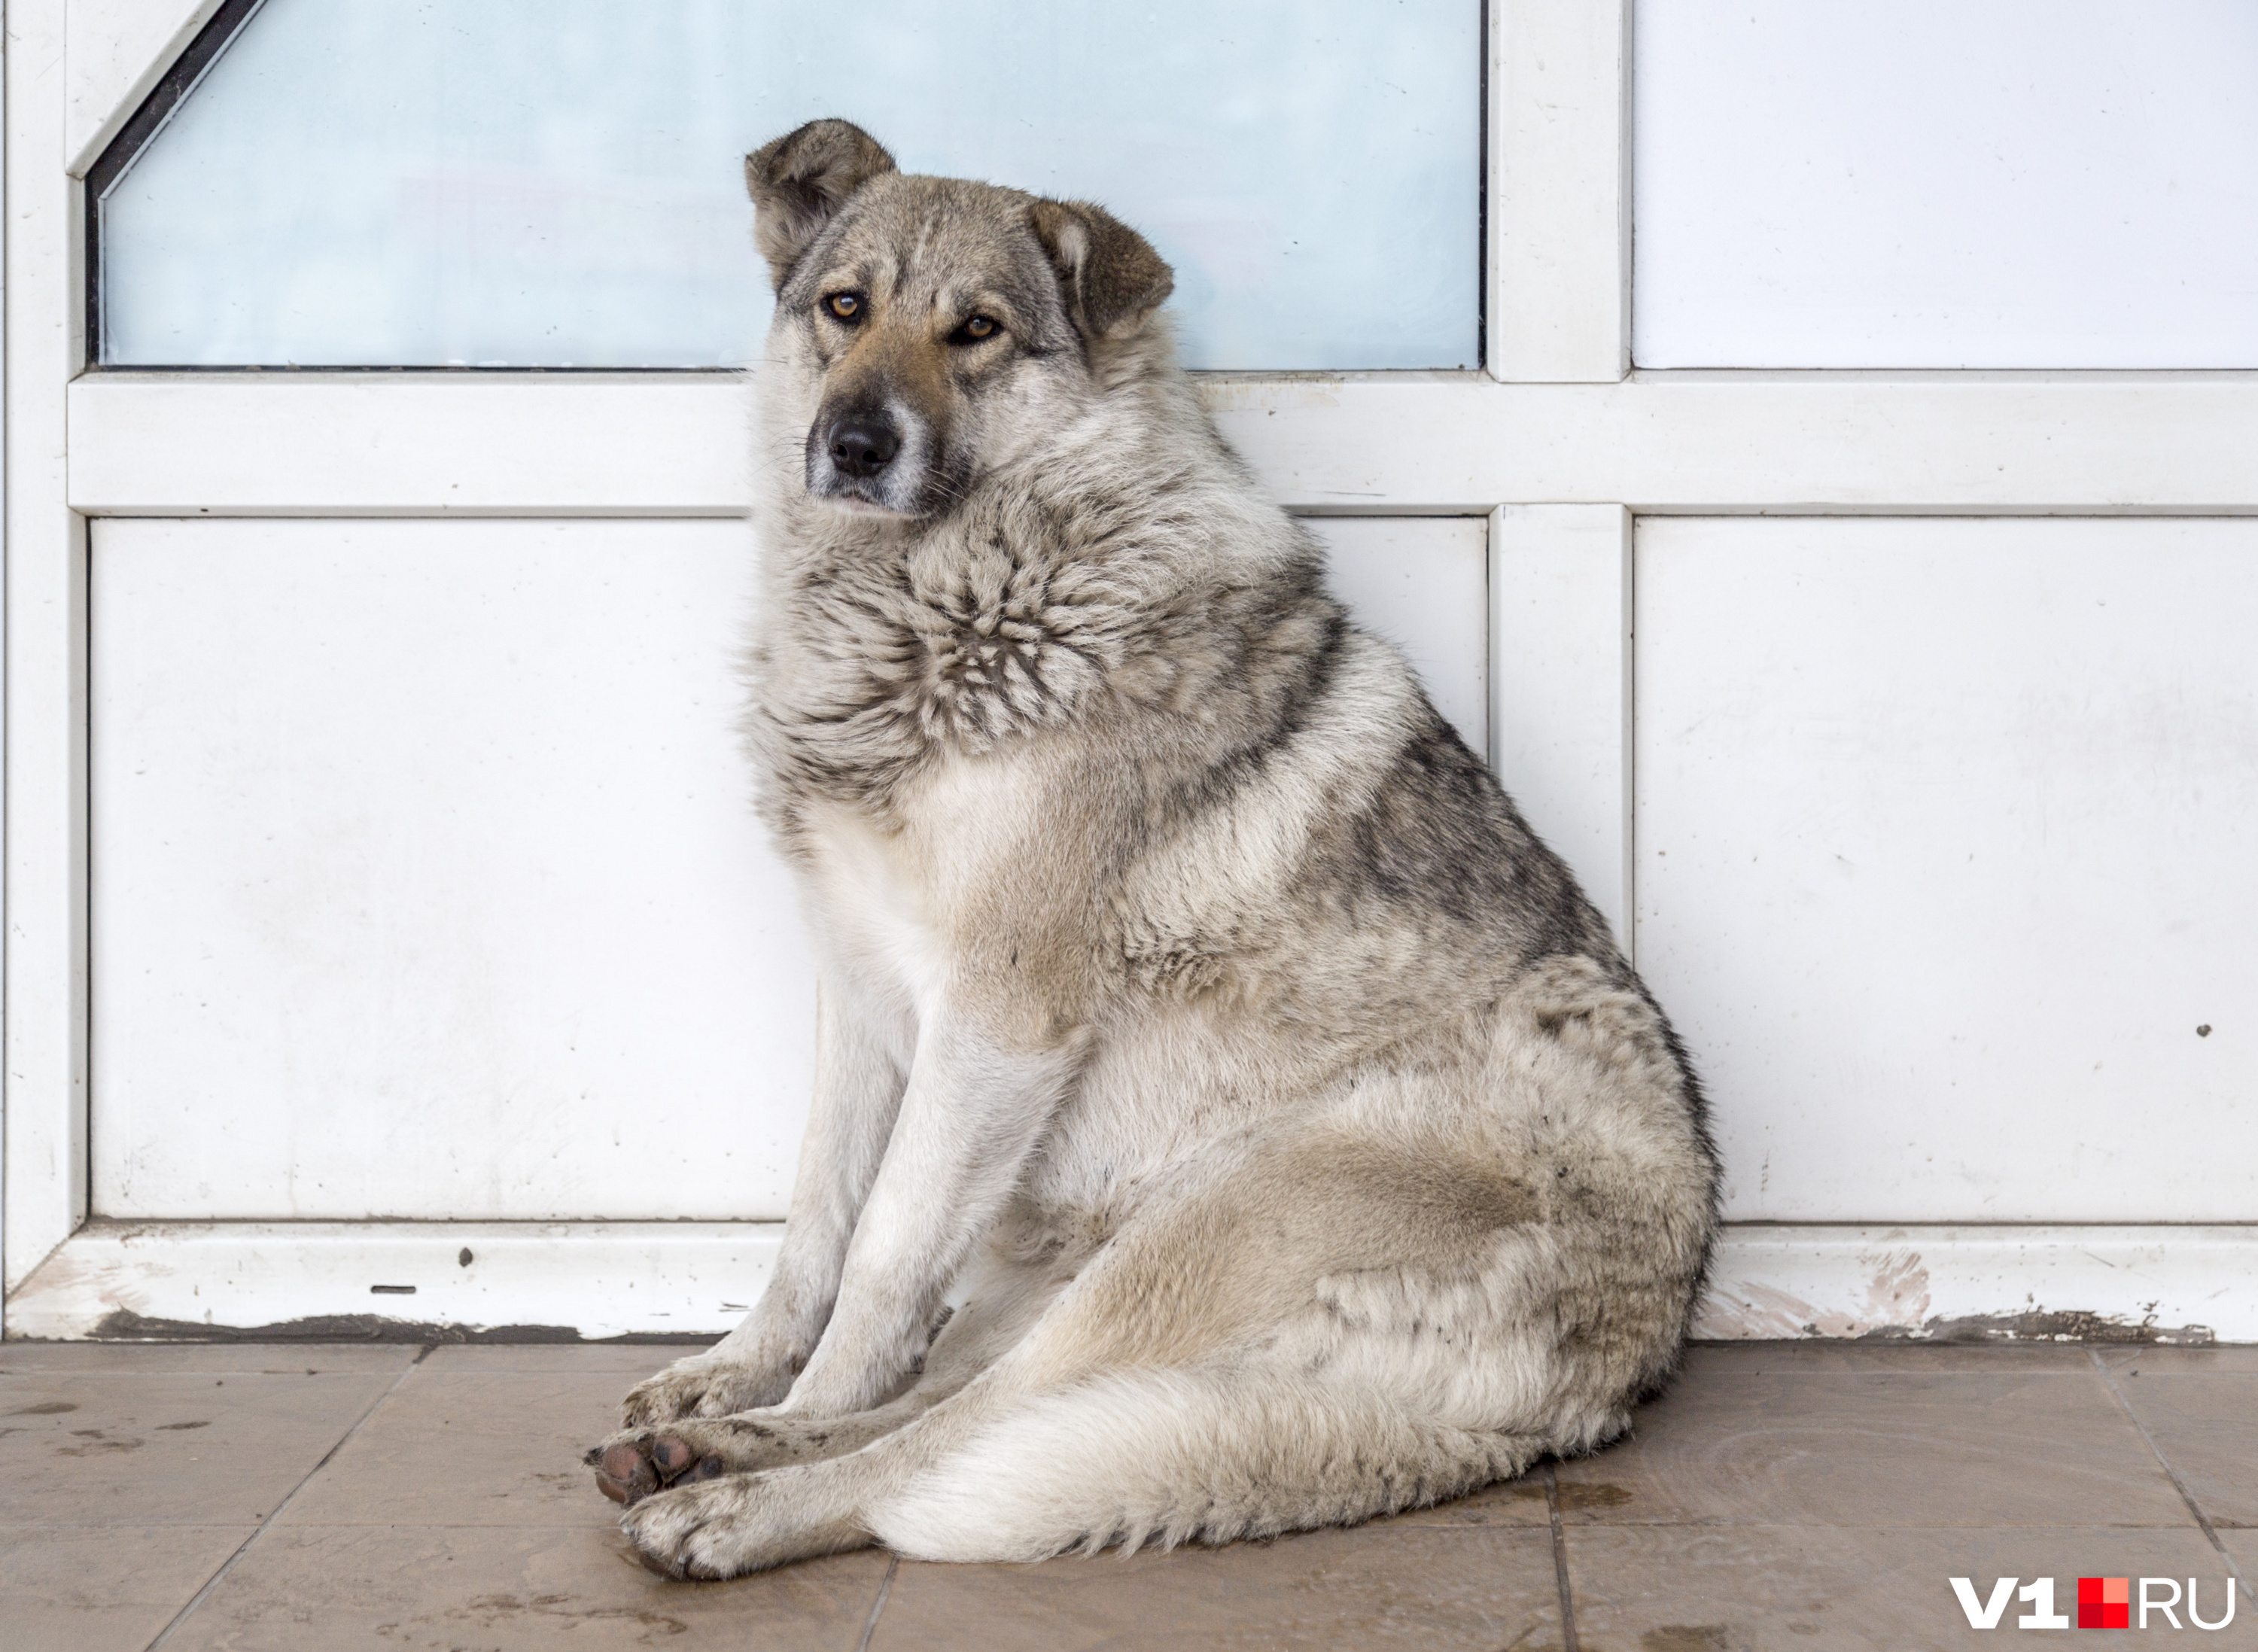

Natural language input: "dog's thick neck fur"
[747,307,1325,838]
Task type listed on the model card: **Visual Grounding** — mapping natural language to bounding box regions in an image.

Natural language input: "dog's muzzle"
[805,400,951,516]
[826,412,899,480]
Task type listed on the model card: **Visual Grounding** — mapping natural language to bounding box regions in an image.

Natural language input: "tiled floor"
[2,1341,2250,1650]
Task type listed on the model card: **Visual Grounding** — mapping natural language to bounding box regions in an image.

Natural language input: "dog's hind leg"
[614,1134,1660,1577]
[616,1358,1544,1576]
[615,1226,1559,1574]
[870,1366,1544,1561]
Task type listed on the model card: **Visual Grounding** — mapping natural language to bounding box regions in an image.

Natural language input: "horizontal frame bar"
[9,1220,2252,1342]
[68,370,2258,517]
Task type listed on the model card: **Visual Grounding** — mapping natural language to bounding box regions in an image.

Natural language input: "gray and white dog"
[589,119,1718,1580]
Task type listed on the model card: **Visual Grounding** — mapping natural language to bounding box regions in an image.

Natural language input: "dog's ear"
[744,120,897,291]
[1028,198,1174,343]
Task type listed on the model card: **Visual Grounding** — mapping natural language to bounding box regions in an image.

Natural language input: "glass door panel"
[99,0,1481,370]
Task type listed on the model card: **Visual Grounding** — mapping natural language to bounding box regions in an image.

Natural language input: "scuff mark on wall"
[1690,1227,2254,1343]
[63,1308,716,1346]
[1857,1246,1932,1328]
[1902,1310,2214,1346]
[1699,1247,1933,1339]
[1695,1293,2217,1346]
[1698,1280,1831,1339]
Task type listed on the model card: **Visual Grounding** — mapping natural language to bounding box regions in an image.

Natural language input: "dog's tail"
[865,1366,1541,1562]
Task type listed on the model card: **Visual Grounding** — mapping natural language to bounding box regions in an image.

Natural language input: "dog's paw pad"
[591,1433,729,1507]
[595,1441,659,1505]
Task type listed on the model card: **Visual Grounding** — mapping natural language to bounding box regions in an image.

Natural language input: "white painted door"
[8,0,2256,1341]
[5,0,1504,1333]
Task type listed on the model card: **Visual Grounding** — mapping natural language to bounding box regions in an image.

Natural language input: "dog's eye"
[953,315,1001,344]
[824,293,863,322]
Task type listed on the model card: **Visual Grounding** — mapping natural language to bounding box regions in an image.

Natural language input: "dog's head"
[747,120,1174,520]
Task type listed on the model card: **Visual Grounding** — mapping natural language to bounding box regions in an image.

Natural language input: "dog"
[587,118,1719,1580]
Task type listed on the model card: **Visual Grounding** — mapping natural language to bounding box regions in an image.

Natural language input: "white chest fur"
[803,802,950,1027]
[797,753,1041,1029]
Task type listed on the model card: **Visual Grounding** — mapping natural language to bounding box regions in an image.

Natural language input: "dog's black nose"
[827,415,899,479]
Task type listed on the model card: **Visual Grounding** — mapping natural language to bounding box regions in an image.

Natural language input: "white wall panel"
[1490,504,1631,944]
[1635,2,2258,367]
[92,517,817,1220]
[1307,516,1489,755]
[1636,519,2257,1222]
[90,515,1485,1225]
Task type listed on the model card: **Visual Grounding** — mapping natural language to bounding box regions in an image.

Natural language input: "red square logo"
[2078,1577,2129,1629]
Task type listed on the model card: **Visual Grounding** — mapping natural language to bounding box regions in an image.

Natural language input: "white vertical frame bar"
[1488,504,1633,947]
[0,0,8,1278]
[1487,0,1631,382]
[5,0,93,1300]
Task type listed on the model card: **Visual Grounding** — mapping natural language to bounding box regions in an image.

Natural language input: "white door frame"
[8,0,2256,1340]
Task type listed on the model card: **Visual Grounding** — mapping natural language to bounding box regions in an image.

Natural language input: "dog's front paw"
[586,1425,732,1507]
[588,1409,854,1505]
[619,1468,865,1581]
[619,1355,789,1426]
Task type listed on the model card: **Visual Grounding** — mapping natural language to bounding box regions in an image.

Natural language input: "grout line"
[1542,1464,1581,1652]
[142,1343,437,1651]
[2089,1349,2254,1608]
[854,1553,900,1652]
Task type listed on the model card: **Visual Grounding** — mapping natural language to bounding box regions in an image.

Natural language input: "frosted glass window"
[97,0,1480,370]
[1635,1,2258,367]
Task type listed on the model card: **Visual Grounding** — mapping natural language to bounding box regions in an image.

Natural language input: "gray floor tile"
[2213,1530,2258,1607]
[2109,1372,2258,1529]
[418,1340,717,1375]
[1384,1469,1554,1528]
[2108,1346,2258,1375]
[1687,1340,2097,1374]
[0,1342,418,1374]
[0,1370,398,1526]
[1563,1524,2235,1650]
[279,1367,634,1529]
[0,1523,253,1652]
[6,1339,2250,1647]
[156,1523,890,1652]
[1554,1368,2191,1528]
[869,1526,1564,1652]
